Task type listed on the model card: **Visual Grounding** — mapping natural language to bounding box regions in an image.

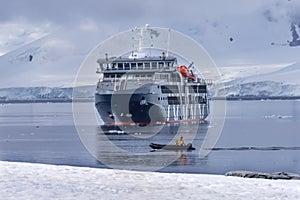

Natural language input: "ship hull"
[95,92,166,126]
[95,92,208,126]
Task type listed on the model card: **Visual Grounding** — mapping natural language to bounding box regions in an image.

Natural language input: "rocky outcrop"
[225,171,300,180]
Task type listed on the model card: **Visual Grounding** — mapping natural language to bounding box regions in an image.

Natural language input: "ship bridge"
[97,53,177,73]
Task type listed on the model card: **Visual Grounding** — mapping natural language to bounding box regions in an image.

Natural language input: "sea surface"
[0,100,299,174]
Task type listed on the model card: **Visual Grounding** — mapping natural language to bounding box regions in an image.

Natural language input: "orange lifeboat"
[178,65,195,81]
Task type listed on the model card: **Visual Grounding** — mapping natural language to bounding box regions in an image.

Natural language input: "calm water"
[0,100,299,174]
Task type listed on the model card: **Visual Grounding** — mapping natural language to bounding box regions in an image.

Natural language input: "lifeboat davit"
[178,65,195,81]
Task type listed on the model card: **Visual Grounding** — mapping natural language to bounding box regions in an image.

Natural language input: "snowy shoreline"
[1,161,300,200]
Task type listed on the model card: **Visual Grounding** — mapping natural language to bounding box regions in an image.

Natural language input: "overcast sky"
[1,0,297,55]
[0,0,265,25]
[1,0,300,53]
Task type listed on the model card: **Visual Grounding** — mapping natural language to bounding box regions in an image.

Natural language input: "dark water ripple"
[207,146,300,151]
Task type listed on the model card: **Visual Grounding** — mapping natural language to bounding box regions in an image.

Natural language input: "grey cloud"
[0,0,145,25]
[0,0,272,28]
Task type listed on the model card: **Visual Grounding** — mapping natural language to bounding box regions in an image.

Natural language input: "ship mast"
[138,26,143,52]
[166,28,170,57]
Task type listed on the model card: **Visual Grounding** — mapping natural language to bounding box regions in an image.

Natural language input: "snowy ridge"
[1,161,300,200]
[0,34,88,88]
[0,86,95,101]
[0,87,72,100]
[215,81,300,97]
[211,62,300,98]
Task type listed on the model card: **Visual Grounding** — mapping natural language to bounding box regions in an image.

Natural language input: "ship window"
[198,85,207,93]
[160,74,169,80]
[124,63,130,70]
[166,62,172,67]
[107,64,112,70]
[161,85,179,93]
[171,73,180,82]
[152,62,157,69]
[112,63,116,70]
[138,63,143,69]
[146,74,152,78]
[198,96,204,103]
[145,63,150,69]
[167,97,180,105]
[158,62,164,68]
[117,63,123,70]
[131,63,136,69]
[189,86,198,93]
[188,95,192,103]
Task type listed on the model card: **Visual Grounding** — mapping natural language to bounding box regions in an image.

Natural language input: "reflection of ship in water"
[95,54,210,129]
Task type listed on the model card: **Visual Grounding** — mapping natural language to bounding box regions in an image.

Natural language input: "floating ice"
[264,114,292,119]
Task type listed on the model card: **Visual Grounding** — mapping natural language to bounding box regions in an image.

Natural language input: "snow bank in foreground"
[1,161,300,200]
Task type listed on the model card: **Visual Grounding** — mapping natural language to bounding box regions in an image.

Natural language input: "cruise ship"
[95,50,210,127]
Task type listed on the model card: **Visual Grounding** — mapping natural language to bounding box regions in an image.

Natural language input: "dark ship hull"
[95,88,208,126]
[95,92,166,126]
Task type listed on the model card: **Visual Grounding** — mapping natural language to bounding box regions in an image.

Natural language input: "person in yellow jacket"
[175,140,179,146]
[179,136,185,146]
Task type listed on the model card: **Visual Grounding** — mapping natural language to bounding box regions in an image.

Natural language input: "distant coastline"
[1,84,300,103]
[1,96,300,104]
[213,96,300,101]
[0,98,93,104]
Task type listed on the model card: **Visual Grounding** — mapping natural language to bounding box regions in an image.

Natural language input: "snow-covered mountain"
[212,62,300,97]
[1,1,300,99]
[0,86,95,101]
[0,33,98,88]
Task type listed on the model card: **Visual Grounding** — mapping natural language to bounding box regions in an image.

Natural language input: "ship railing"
[204,79,213,85]
[169,78,181,82]
[99,62,174,70]
[190,78,213,85]
[102,68,176,73]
